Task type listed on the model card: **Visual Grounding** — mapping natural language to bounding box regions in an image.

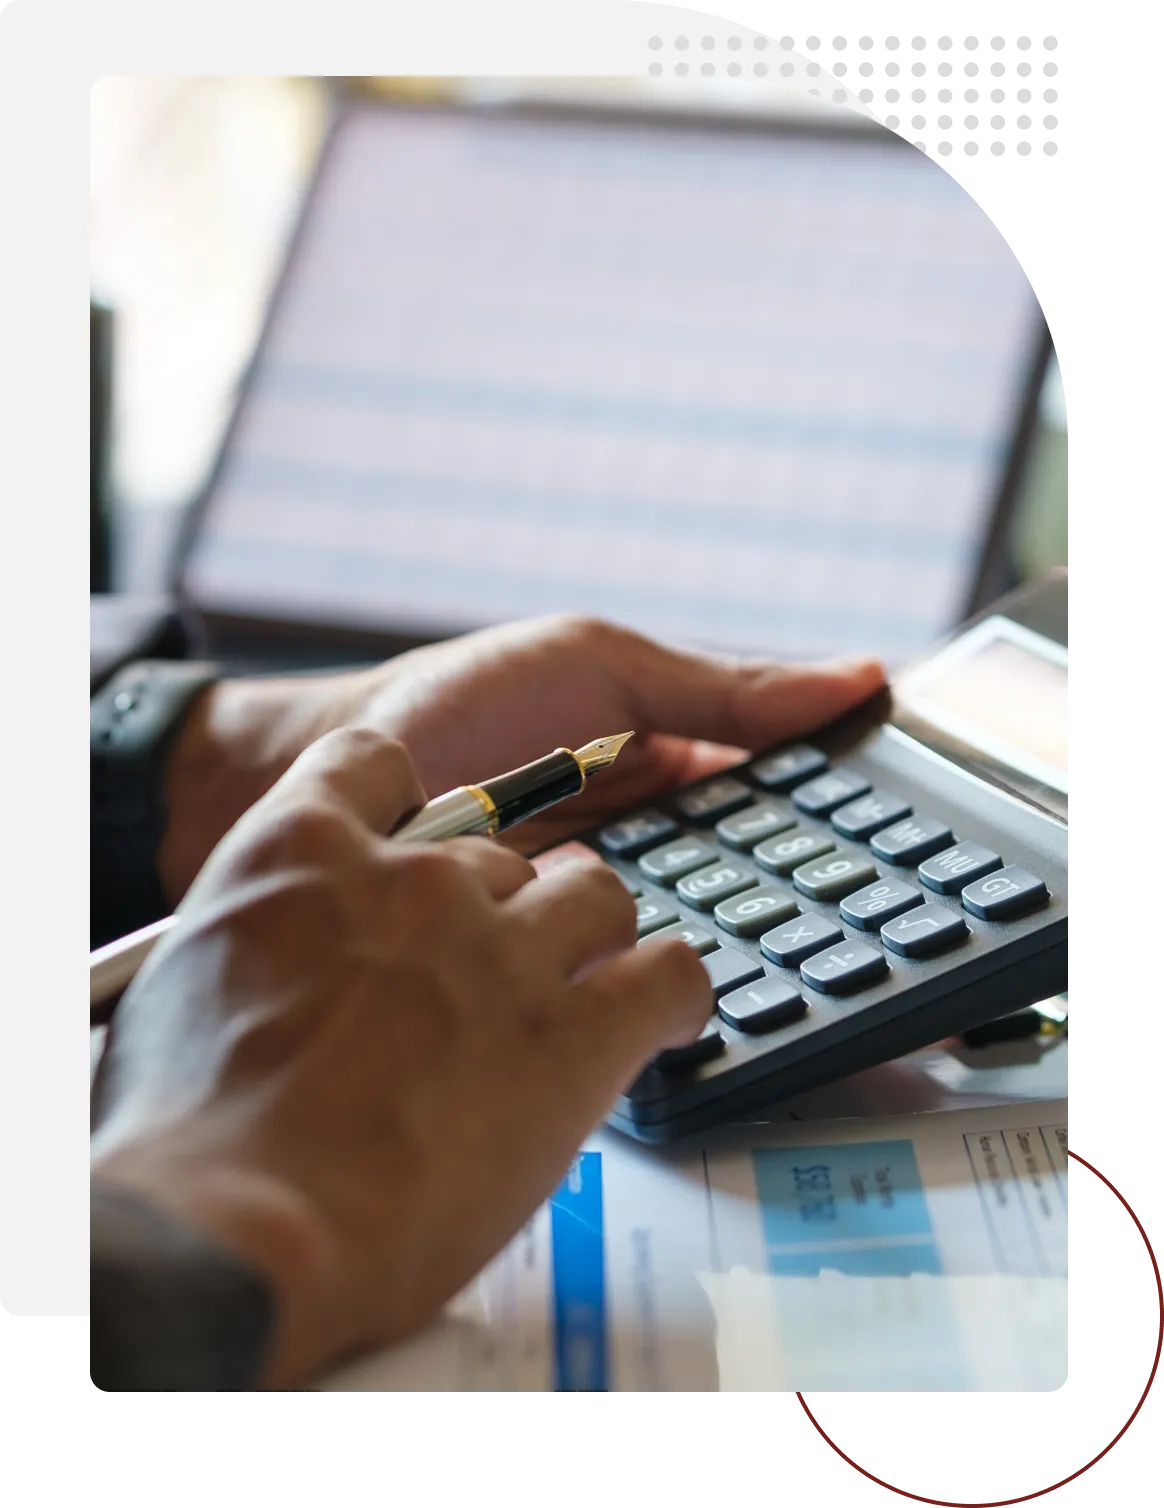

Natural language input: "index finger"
[278,727,428,836]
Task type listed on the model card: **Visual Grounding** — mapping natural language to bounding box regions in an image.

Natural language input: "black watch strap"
[91,660,219,948]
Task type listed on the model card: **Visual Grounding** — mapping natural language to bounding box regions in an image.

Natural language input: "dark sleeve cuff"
[91,1184,275,1391]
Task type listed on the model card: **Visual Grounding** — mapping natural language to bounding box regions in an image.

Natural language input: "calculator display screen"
[895,616,1067,794]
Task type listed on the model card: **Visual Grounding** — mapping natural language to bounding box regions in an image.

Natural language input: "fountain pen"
[90,732,634,1018]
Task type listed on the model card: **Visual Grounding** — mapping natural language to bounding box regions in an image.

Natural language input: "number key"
[638,837,720,886]
[642,920,719,956]
[753,826,835,876]
[839,876,924,931]
[792,849,879,903]
[676,860,756,912]
[713,885,799,937]
[635,896,679,938]
[715,800,797,851]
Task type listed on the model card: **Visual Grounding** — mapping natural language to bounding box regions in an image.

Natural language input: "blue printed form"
[752,1140,942,1276]
[548,1152,608,1391]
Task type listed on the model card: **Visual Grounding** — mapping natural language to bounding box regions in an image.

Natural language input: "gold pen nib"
[573,731,635,777]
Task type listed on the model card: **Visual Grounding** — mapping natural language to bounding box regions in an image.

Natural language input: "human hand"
[92,728,710,1387]
[161,616,883,897]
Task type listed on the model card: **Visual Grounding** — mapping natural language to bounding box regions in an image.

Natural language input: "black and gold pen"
[89,731,634,1019]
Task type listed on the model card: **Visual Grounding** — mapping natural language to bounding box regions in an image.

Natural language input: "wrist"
[93,1139,348,1389]
[159,675,336,901]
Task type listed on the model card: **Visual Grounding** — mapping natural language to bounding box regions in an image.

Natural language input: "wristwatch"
[90,660,219,948]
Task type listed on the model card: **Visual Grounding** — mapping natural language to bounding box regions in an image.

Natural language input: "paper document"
[320,1099,1067,1392]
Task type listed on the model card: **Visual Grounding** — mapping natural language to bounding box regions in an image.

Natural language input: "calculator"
[547,574,1067,1142]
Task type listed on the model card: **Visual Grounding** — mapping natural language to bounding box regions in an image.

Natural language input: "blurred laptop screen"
[181,102,1043,663]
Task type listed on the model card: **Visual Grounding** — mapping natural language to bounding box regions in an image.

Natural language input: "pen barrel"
[392,786,497,843]
[480,749,583,831]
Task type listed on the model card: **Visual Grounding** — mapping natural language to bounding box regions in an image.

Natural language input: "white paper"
[320,1099,1067,1392]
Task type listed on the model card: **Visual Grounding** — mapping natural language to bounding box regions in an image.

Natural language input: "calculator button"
[718,977,807,1034]
[800,940,889,995]
[713,885,799,938]
[643,920,719,956]
[599,810,678,857]
[635,896,679,938]
[870,815,956,866]
[674,776,754,826]
[840,876,924,931]
[792,767,872,817]
[676,860,757,912]
[830,790,913,842]
[750,743,829,791]
[652,1021,725,1072]
[881,903,968,958]
[760,912,844,967]
[792,849,879,903]
[753,827,836,876]
[638,837,720,886]
[701,947,764,999]
[715,800,797,851]
[918,841,1003,895]
[961,866,1049,920]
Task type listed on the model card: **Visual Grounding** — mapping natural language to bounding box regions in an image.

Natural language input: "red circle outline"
[796,1149,1162,1505]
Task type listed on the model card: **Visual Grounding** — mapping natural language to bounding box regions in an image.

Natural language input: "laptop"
[173,93,1051,672]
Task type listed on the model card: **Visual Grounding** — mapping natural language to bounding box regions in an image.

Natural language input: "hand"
[160,615,884,898]
[92,728,711,1387]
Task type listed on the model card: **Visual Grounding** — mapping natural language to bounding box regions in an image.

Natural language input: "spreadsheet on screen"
[181,103,1043,664]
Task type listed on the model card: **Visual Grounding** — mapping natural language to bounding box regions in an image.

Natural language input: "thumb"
[604,628,886,751]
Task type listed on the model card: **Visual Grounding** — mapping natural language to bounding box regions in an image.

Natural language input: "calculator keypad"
[676,860,757,912]
[918,841,1003,895]
[961,866,1049,920]
[715,801,797,851]
[792,849,879,903]
[569,733,1058,1110]
[713,885,799,937]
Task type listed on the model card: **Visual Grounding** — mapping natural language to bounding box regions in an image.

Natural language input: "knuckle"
[395,844,466,905]
[650,937,712,996]
[252,801,351,869]
[547,612,621,652]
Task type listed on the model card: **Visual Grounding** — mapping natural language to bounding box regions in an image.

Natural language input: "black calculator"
[557,574,1068,1142]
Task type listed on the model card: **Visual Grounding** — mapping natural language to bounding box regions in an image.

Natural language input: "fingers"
[508,859,636,978]
[435,837,537,901]
[569,936,714,1083]
[279,728,428,836]
[590,622,885,751]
